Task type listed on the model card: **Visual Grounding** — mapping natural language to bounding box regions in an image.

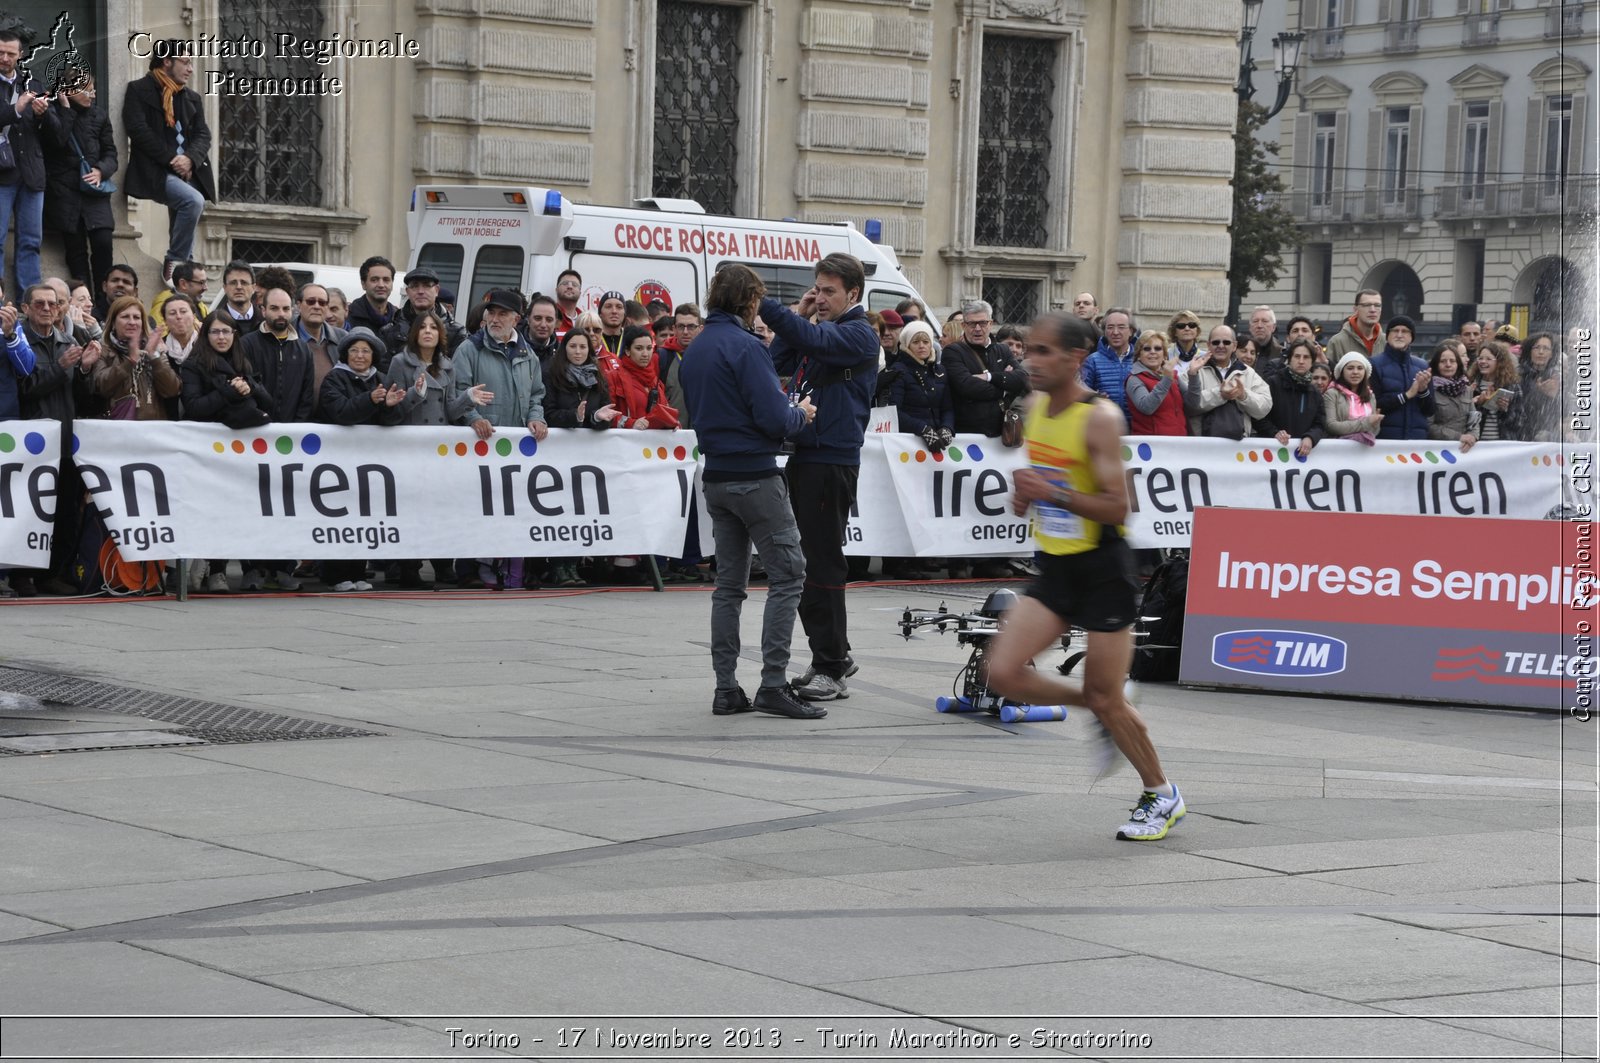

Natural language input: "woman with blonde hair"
[1167,310,1205,368]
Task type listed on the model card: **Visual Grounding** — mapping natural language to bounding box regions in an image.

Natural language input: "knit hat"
[897,320,938,354]
[1334,351,1371,379]
[337,326,387,363]
[1386,315,1417,335]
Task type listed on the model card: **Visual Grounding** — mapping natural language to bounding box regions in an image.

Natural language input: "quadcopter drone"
[897,587,1086,724]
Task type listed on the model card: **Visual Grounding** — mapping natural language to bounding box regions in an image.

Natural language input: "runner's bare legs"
[985,596,1167,789]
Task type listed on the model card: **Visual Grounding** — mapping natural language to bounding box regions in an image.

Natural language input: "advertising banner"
[0,420,61,568]
[1117,437,1583,548]
[1180,508,1597,713]
[71,422,694,560]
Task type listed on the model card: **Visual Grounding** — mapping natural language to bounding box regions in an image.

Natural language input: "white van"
[405,184,925,318]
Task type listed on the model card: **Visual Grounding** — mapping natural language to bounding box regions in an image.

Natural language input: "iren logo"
[1211,629,1347,677]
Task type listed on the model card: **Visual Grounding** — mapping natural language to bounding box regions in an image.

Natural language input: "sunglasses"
[1174,321,1198,329]
[1210,339,1236,346]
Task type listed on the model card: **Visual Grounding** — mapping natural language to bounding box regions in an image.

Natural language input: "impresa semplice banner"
[1180,507,1597,712]
[71,421,695,560]
[0,420,61,568]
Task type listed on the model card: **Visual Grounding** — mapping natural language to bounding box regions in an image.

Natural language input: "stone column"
[1117,0,1240,324]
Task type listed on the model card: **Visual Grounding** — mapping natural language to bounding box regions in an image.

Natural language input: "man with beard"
[238,288,312,591]
[452,289,548,590]
[553,269,582,334]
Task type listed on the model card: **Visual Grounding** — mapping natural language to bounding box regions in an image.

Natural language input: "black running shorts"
[1023,539,1138,632]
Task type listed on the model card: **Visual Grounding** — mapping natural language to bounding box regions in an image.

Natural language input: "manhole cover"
[0,666,384,755]
[0,731,207,753]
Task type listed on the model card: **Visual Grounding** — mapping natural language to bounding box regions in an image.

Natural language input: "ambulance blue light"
[865,219,882,243]
[543,190,563,215]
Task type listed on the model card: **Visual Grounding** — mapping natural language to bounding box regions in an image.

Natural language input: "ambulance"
[405,184,925,318]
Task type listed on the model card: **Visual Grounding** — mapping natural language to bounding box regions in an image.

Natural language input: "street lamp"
[1236,0,1305,121]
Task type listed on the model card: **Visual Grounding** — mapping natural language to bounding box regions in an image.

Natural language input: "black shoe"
[38,577,79,596]
[9,574,37,597]
[754,683,828,719]
[712,687,753,715]
[399,574,433,590]
[843,655,859,678]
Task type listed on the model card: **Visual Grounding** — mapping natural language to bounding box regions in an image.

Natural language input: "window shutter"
[1409,104,1424,209]
[1523,96,1544,209]
[1457,0,1468,13]
[1443,102,1461,212]
[1568,95,1588,181]
[1333,112,1350,196]
[1418,0,1432,17]
[1486,98,1504,203]
[1293,113,1312,206]
[1379,0,1393,21]
[1344,0,1357,24]
[1366,107,1384,214]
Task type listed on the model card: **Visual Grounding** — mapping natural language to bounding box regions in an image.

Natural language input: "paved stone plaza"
[0,583,1594,1061]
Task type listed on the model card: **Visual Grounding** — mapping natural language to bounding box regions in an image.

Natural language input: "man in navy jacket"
[760,253,879,702]
[682,265,820,719]
[1371,315,1434,440]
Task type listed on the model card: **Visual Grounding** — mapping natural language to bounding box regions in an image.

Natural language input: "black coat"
[0,73,57,192]
[43,99,117,231]
[179,350,271,425]
[240,330,314,422]
[318,366,405,426]
[1261,375,1326,443]
[120,73,215,203]
[882,353,954,436]
[942,339,1028,436]
[544,363,612,429]
[380,302,466,371]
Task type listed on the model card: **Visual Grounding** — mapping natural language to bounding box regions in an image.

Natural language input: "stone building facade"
[53,0,1241,324]
[1253,0,1597,336]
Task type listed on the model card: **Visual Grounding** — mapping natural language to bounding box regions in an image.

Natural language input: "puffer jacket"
[1080,336,1139,424]
[883,352,954,436]
[1371,344,1435,440]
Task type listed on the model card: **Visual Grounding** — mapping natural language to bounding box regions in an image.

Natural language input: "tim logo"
[1212,629,1347,677]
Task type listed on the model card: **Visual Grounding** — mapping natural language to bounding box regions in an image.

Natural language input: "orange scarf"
[1344,314,1382,355]
[151,69,183,128]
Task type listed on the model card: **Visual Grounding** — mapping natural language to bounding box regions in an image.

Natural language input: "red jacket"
[1128,368,1188,436]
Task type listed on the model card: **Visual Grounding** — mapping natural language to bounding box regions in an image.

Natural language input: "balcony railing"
[1384,19,1420,52]
[1307,26,1345,59]
[1547,1,1585,37]
[1464,11,1501,45]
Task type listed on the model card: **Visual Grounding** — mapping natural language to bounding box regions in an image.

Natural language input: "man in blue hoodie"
[682,265,820,719]
[760,253,879,702]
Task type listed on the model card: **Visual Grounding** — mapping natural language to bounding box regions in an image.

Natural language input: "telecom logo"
[1211,629,1347,678]
[1432,645,1594,687]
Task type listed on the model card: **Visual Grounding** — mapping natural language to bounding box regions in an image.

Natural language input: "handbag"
[0,131,15,173]
[109,395,138,419]
[68,132,114,196]
[999,398,1025,448]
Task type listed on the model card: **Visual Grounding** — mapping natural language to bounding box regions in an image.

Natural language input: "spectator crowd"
[0,33,1586,599]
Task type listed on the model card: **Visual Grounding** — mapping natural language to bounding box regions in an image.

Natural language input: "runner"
[984,311,1186,842]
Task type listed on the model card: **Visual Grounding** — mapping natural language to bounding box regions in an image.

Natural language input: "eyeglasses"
[207,328,235,337]
[1357,302,1382,309]
[300,298,328,306]
[1210,338,1235,346]
[1174,321,1199,329]
[964,319,992,328]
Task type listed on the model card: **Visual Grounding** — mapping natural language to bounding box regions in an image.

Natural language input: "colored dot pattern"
[901,445,987,464]
[0,433,13,453]
[210,433,325,456]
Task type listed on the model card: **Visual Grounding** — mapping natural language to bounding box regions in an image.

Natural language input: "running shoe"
[331,581,357,593]
[793,672,848,701]
[1116,786,1185,841]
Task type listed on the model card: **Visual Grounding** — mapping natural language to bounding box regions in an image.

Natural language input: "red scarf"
[613,355,679,428]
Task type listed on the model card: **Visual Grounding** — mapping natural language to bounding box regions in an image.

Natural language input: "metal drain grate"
[0,666,384,755]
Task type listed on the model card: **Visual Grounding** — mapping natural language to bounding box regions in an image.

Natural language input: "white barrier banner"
[874,434,1587,554]
[71,421,694,560]
[0,420,61,567]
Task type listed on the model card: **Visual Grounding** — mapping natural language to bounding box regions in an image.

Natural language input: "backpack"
[872,364,904,407]
[1130,554,1189,682]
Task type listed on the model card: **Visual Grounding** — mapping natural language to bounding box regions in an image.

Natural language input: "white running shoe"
[205,572,230,594]
[1116,785,1186,841]
[352,580,374,591]
[331,581,356,593]
[239,568,265,591]
[271,572,303,592]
